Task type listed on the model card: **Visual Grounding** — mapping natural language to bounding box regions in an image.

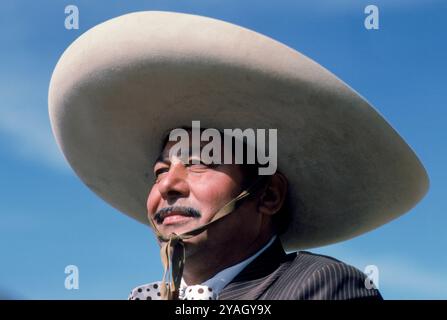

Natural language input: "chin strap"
[147,177,266,300]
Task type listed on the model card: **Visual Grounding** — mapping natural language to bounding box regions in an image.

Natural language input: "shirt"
[179,235,277,299]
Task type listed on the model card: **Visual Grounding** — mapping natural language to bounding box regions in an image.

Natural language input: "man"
[48,11,429,300]
[129,130,382,300]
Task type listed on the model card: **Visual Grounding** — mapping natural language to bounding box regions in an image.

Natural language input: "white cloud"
[0,105,69,172]
[313,246,447,299]
[374,257,447,299]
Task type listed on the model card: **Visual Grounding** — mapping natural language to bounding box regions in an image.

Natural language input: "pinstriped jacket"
[218,237,383,300]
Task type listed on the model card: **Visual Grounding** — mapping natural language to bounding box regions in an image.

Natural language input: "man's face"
[146,138,264,256]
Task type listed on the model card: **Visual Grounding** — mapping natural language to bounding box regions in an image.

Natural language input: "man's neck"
[181,232,275,285]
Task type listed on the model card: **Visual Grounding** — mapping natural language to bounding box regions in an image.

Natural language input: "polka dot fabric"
[128,281,217,300]
[128,281,163,300]
[182,284,217,300]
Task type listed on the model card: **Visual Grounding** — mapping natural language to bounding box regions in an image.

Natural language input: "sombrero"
[48,11,429,251]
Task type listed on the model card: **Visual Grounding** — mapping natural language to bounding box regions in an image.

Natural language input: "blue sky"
[0,0,446,299]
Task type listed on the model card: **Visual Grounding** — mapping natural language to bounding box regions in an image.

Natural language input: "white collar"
[180,235,277,297]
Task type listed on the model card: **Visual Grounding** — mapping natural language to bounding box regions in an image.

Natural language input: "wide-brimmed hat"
[49,11,429,250]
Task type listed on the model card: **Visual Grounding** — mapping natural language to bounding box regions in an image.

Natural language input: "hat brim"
[49,11,429,250]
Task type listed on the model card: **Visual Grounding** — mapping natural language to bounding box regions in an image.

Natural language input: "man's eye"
[186,160,217,169]
[154,167,169,178]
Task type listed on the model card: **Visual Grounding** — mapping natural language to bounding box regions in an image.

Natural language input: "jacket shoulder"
[263,251,382,300]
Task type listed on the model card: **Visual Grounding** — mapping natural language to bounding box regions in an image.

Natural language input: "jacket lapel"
[219,238,296,300]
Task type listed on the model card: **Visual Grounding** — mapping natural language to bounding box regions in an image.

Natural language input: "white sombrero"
[48,11,429,250]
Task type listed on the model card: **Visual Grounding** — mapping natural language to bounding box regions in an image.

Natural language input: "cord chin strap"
[147,178,265,300]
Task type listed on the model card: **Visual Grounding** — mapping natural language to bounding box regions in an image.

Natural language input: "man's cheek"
[196,182,227,200]
[146,189,160,214]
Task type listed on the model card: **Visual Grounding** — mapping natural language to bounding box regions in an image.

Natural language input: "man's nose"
[157,162,190,202]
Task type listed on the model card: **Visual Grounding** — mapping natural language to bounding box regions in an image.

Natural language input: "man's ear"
[257,172,288,216]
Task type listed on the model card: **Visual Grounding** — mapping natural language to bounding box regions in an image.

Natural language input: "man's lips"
[162,212,194,225]
[153,206,202,225]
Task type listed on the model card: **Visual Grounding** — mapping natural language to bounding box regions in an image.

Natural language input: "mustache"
[153,206,202,224]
